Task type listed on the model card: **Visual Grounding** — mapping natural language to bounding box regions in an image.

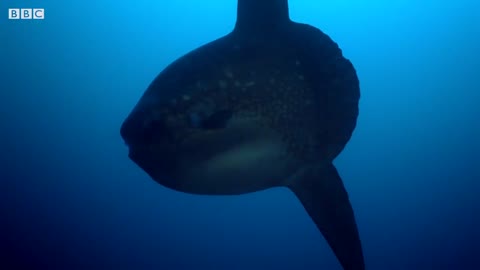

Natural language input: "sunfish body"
[120,0,364,269]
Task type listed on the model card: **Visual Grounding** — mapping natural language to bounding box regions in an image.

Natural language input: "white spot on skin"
[182,95,190,101]
[224,69,234,79]
[245,81,255,87]
[196,81,203,89]
[234,81,241,87]
[298,75,305,80]
[296,60,301,66]
[219,80,227,89]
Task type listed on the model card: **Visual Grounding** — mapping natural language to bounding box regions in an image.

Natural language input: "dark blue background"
[1,1,479,269]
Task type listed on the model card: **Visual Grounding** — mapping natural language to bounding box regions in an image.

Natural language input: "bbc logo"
[8,8,45,20]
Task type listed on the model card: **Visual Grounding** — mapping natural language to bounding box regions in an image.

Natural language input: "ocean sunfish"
[120,0,364,269]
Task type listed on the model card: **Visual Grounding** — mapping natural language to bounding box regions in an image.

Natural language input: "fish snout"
[120,110,171,147]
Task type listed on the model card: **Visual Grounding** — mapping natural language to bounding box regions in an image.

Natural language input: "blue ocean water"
[1,0,479,269]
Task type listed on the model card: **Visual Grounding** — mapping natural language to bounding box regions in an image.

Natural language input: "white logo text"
[8,8,45,20]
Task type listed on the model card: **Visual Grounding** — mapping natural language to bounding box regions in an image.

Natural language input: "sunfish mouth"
[127,144,182,189]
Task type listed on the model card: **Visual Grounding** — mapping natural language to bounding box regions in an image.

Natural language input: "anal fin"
[288,163,365,270]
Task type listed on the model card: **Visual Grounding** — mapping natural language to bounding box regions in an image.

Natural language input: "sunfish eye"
[188,112,203,128]
[188,109,233,130]
[201,109,233,129]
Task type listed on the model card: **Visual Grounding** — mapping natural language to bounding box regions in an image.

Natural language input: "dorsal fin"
[234,0,291,34]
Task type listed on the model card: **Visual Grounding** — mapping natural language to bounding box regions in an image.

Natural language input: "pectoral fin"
[288,163,365,270]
